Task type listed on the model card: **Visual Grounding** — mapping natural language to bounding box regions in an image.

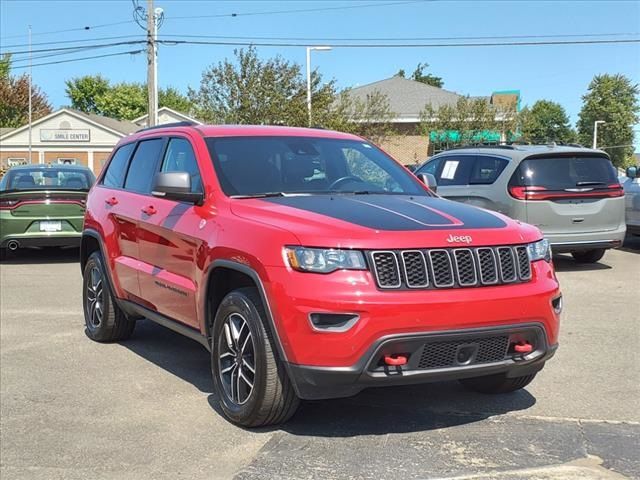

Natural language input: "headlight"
[527,238,552,262]
[285,247,367,273]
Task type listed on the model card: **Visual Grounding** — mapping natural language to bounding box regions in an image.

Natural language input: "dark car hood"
[230,194,541,249]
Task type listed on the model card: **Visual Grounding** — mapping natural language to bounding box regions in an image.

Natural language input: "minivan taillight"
[509,184,625,200]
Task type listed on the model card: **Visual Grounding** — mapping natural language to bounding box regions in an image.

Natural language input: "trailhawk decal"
[263,195,507,231]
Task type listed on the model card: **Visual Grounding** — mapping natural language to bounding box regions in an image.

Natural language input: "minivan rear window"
[511,155,618,190]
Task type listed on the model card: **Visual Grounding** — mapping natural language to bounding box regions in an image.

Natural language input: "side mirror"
[626,166,638,179]
[151,171,203,205]
[417,173,438,193]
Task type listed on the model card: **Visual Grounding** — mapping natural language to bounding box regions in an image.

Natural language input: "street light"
[593,120,606,149]
[306,46,332,126]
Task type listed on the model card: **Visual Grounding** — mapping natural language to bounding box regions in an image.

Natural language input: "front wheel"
[82,251,135,342]
[459,372,537,394]
[571,248,606,264]
[211,287,299,427]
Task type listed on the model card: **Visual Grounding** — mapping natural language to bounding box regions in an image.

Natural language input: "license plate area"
[39,221,62,232]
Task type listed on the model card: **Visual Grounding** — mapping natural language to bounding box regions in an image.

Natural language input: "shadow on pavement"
[0,246,80,265]
[121,319,537,436]
[551,253,613,272]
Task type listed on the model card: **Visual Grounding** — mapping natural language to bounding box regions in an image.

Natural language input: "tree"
[0,56,52,128]
[65,75,194,120]
[418,97,517,145]
[396,62,443,88]
[577,74,639,167]
[188,46,394,141]
[519,100,575,144]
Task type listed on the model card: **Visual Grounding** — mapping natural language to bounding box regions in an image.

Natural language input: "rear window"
[511,155,618,190]
[1,168,95,191]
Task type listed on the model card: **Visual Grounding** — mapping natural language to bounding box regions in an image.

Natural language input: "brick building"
[346,77,519,165]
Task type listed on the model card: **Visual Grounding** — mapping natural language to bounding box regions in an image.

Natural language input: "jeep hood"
[230,194,542,249]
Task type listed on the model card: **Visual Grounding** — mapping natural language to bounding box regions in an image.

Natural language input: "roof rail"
[448,144,517,150]
[136,121,197,133]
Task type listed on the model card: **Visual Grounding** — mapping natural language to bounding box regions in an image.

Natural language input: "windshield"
[205,136,425,197]
[512,155,618,190]
[0,167,95,191]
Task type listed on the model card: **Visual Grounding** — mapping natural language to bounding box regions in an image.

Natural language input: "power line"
[2,40,146,56]
[160,38,640,48]
[9,49,145,70]
[158,32,640,42]
[2,34,144,50]
[0,20,135,41]
[168,1,427,20]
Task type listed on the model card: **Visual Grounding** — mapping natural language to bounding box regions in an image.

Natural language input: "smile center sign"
[40,129,91,142]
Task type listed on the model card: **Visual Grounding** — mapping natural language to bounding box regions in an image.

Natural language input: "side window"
[435,155,475,186]
[123,138,165,194]
[417,157,443,176]
[470,156,509,185]
[341,147,401,192]
[103,143,135,188]
[160,138,203,193]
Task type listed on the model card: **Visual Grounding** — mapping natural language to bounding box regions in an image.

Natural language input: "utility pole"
[146,0,158,127]
[593,120,606,149]
[28,25,32,163]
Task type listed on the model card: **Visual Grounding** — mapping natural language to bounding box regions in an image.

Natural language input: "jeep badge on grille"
[446,234,473,244]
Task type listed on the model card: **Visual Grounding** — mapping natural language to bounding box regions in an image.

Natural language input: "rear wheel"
[571,248,606,264]
[459,372,537,394]
[82,251,135,342]
[211,287,299,427]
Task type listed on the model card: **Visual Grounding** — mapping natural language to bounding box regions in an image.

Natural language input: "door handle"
[141,205,157,216]
[105,197,118,206]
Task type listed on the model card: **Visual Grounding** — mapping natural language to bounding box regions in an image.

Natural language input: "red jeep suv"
[81,123,561,427]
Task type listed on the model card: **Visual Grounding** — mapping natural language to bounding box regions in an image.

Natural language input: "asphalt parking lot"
[1,238,639,480]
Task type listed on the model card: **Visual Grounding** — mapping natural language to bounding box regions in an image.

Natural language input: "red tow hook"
[384,354,408,366]
[514,342,533,354]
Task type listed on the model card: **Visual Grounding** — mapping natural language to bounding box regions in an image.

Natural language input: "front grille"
[370,245,532,290]
[417,335,509,369]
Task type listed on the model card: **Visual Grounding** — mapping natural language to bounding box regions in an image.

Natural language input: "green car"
[0,164,95,259]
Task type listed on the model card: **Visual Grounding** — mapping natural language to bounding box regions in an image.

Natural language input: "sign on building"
[40,129,91,142]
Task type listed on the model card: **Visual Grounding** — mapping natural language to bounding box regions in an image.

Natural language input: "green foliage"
[577,74,639,167]
[0,57,52,128]
[65,75,193,120]
[396,63,443,88]
[189,46,395,142]
[519,100,576,144]
[0,54,11,81]
[419,96,517,144]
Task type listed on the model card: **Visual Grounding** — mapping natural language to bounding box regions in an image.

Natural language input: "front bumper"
[288,323,557,400]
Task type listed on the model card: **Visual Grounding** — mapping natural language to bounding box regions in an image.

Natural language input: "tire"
[82,251,135,342]
[211,287,299,427]
[459,372,537,394]
[571,248,606,264]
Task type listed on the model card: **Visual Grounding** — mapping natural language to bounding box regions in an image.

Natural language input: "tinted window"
[103,143,135,188]
[161,138,203,193]
[417,157,442,176]
[124,138,165,193]
[470,156,509,184]
[434,156,475,186]
[512,155,618,190]
[2,168,95,191]
[205,136,424,197]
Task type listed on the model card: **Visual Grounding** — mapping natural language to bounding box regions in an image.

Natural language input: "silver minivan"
[416,145,626,263]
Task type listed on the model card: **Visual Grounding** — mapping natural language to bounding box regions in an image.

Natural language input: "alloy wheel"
[218,313,256,405]
[86,266,104,328]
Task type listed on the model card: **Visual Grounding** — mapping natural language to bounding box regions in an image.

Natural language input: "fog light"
[552,295,563,314]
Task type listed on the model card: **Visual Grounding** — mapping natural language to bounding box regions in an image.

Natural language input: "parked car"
[0,164,95,259]
[415,145,626,263]
[81,124,561,427]
[621,165,640,235]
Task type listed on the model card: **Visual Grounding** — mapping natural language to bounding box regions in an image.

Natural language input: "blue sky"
[1,0,639,148]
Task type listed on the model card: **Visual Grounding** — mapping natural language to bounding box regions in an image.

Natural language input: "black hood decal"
[262,195,507,231]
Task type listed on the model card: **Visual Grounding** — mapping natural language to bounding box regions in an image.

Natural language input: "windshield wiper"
[230,192,311,199]
[575,181,607,186]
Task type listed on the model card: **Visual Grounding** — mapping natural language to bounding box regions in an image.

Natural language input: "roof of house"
[346,77,483,123]
[0,128,15,136]
[69,109,139,135]
[132,107,203,125]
